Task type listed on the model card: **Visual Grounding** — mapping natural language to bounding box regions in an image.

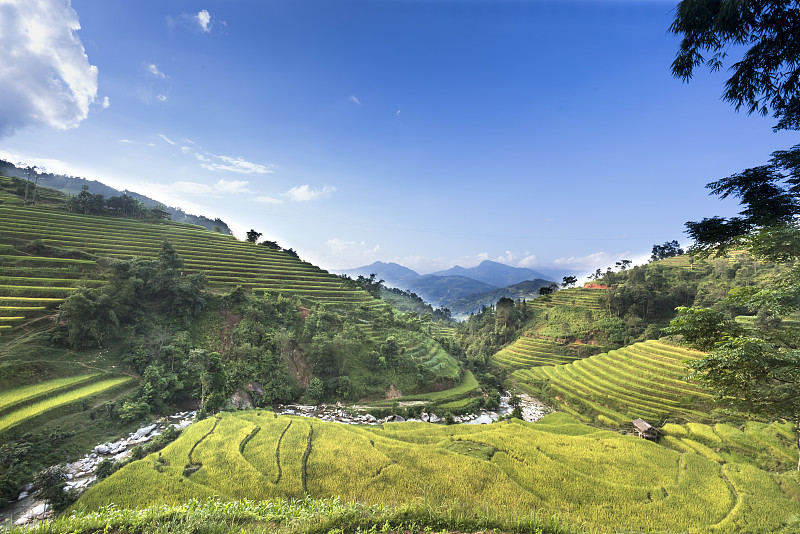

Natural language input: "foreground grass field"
[17,497,578,534]
[73,411,800,533]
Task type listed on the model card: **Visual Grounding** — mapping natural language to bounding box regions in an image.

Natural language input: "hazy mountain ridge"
[339,260,557,314]
[446,279,555,318]
[430,260,553,287]
[0,160,232,234]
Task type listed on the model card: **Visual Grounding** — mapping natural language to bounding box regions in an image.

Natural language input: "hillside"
[0,181,468,507]
[447,278,554,319]
[71,410,800,533]
[0,161,232,234]
[475,253,787,425]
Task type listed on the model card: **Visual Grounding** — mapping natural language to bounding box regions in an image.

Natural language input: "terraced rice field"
[530,287,606,312]
[0,375,135,434]
[369,370,480,409]
[74,411,800,533]
[514,340,712,425]
[492,335,582,369]
[0,205,383,332]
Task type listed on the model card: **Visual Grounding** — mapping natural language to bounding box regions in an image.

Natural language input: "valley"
[1,173,799,534]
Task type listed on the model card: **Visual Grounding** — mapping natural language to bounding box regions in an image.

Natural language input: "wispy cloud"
[196,10,212,32]
[517,254,538,268]
[158,134,176,146]
[141,179,252,199]
[102,96,110,109]
[0,0,99,138]
[256,196,283,204]
[168,10,215,34]
[140,63,171,103]
[284,184,336,201]
[349,95,361,105]
[214,178,251,194]
[147,63,167,79]
[194,152,274,175]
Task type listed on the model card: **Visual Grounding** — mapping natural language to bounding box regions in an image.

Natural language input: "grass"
[71,411,800,533]
[13,496,578,534]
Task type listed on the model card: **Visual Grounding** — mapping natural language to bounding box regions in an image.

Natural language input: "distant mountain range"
[337,260,558,318]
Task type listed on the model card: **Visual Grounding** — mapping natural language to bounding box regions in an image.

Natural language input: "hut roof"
[632,418,654,433]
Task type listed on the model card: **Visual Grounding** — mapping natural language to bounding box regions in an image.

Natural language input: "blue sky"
[1,0,795,277]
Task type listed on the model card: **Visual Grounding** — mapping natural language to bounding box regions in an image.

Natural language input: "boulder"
[385,415,405,423]
[94,444,110,454]
[246,382,265,396]
[428,414,442,423]
[134,424,157,439]
[230,388,253,410]
[17,491,28,501]
[420,412,430,422]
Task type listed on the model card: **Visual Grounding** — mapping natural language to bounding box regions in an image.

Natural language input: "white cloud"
[284,184,336,202]
[194,153,274,174]
[396,110,400,116]
[156,94,168,102]
[517,255,539,268]
[214,178,251,194]
[168,10,214,34]
[147,63,167,79]
[102,96,110,109]
[196,10,212,32]
[349,95,361,105]
[496,250,515,264]
[0,0,98,138]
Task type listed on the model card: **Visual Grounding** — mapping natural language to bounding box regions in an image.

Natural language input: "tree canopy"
[671,0,800,130]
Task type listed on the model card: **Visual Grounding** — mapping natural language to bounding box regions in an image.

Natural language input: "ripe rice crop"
[73,412,800,533]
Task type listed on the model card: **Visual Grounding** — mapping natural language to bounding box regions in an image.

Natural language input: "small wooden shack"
[632,418,659,440]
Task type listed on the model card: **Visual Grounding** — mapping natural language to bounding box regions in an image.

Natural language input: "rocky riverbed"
[3,411,195,527]
[276,392,551,425]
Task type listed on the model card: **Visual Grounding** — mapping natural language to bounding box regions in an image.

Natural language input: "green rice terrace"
[68,410,800,533]
[0,204,380,334]
[514,340,713,426]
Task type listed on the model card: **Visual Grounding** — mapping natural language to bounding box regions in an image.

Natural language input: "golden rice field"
[74,411,800,533]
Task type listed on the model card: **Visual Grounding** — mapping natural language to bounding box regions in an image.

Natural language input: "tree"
[670,0,800,470]
[671,0,800,130]
[685,145,800,259]
[306,377,324,404]
[650,240,684,261]
[615,259,632,271]
[562,276,578,288]
[538,283,558,296]
[259,240,281,250]
[246,229,262,243]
